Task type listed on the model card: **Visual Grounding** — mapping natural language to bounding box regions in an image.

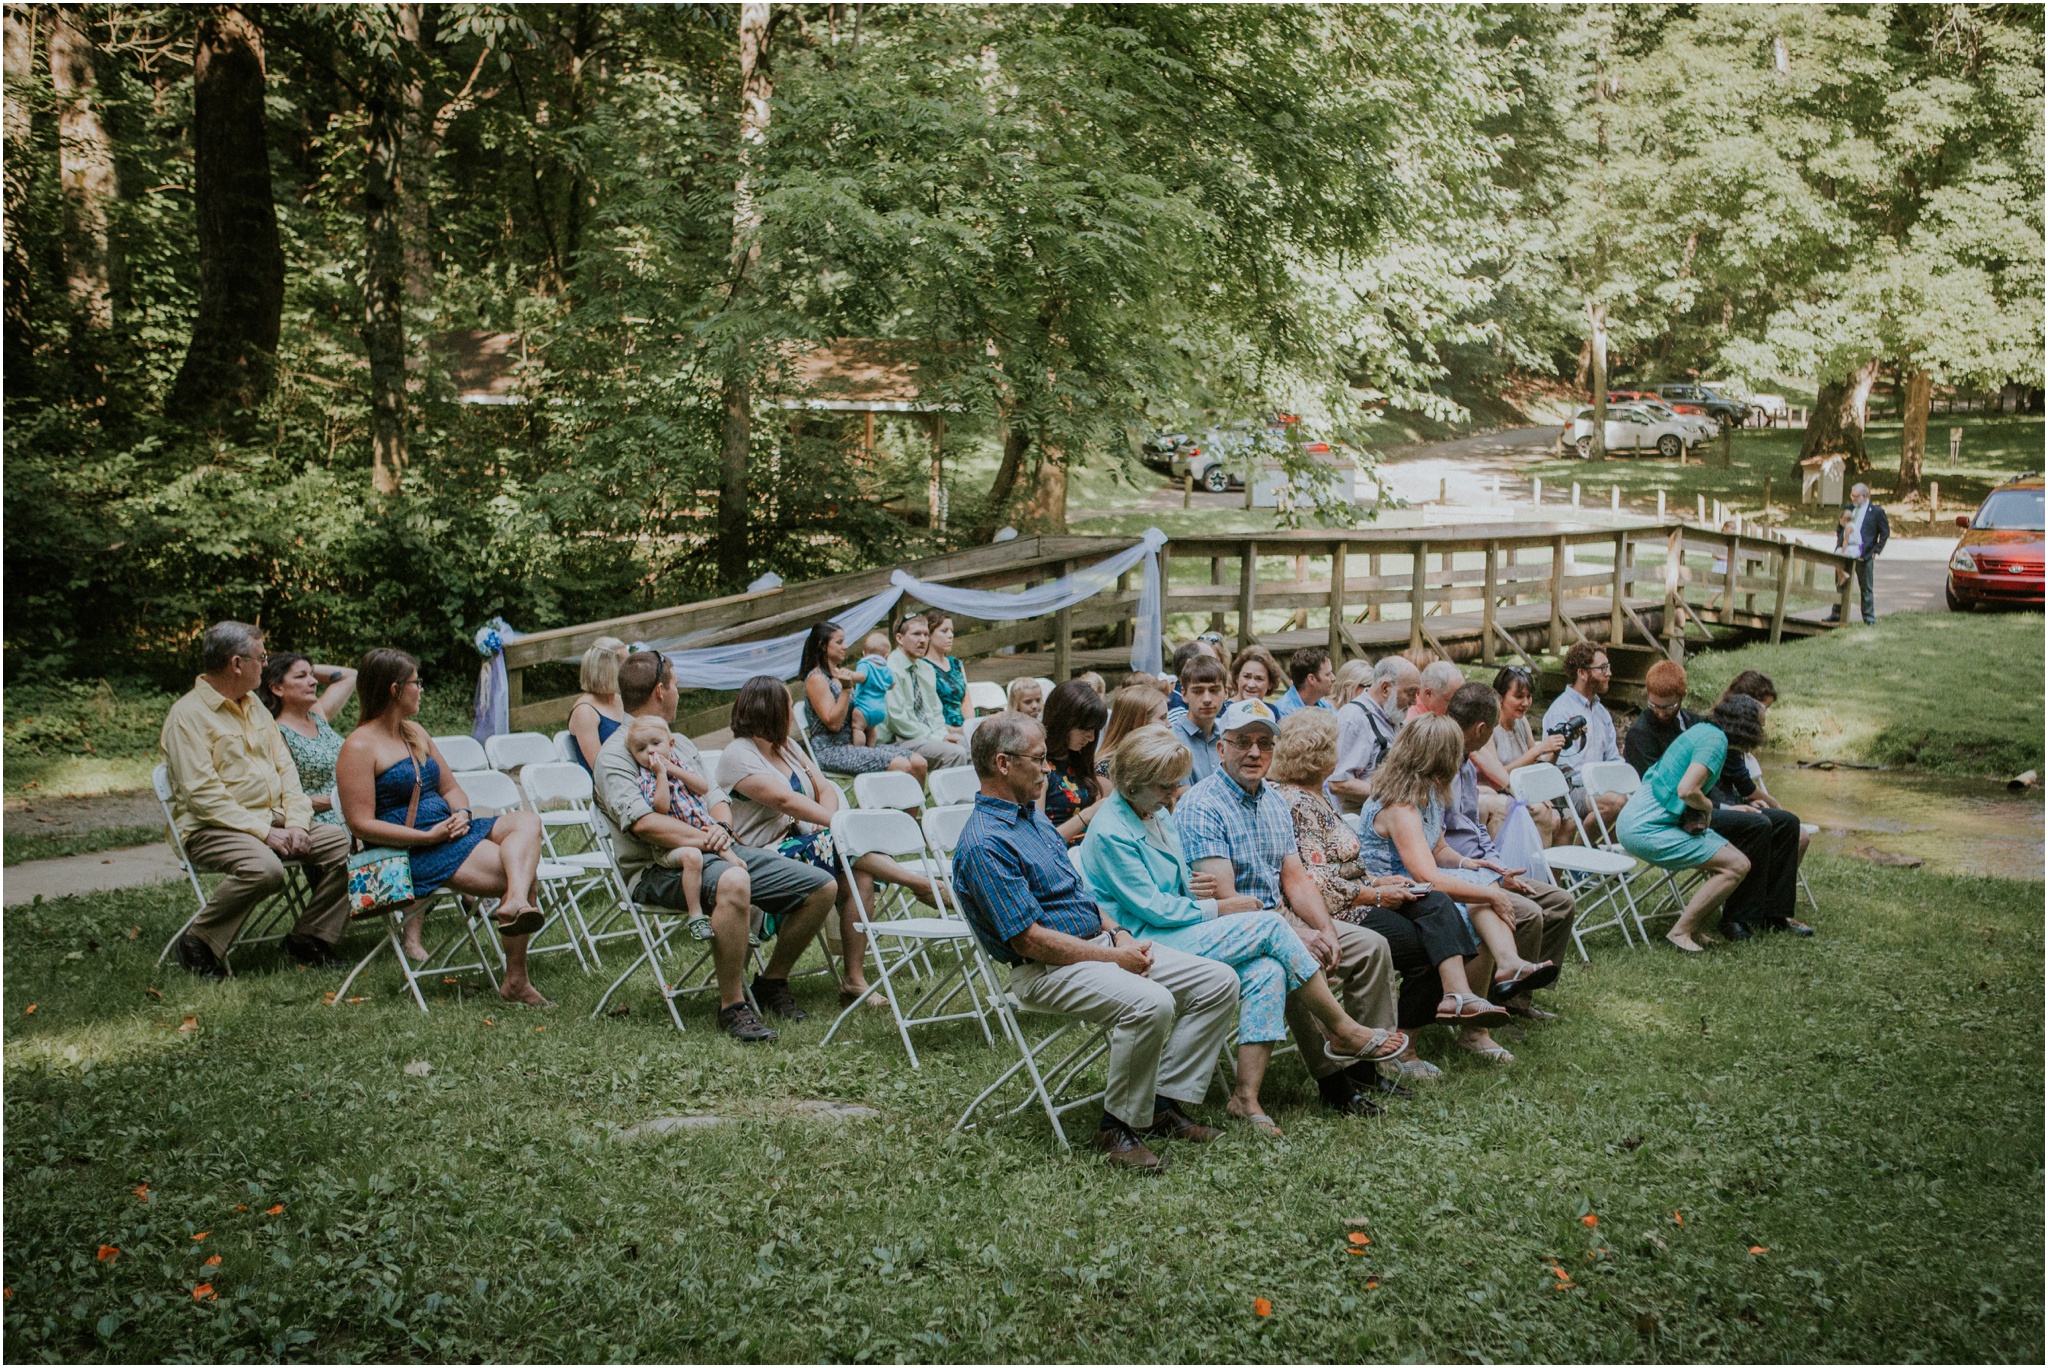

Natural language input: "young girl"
[1006,677,1044,718]
[624,716,711,939]
[849,631,894,734]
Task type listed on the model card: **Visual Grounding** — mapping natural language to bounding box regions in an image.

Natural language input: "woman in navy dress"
[337,648,552,1006]
[566,637,629,772]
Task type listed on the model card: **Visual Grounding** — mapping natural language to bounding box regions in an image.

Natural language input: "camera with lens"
[1544,714,1588,748]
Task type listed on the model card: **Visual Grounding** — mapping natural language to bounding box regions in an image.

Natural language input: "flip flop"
[1436,993,1510,1027]
[1455,1038,1515,1064]
[1237,1112,1285,1139]
[1327,1027,1409,1063]
[1487,960,1560,1002]
[494,907,546,938]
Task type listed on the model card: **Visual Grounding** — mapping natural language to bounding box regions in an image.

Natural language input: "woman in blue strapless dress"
[338,648,553,1007]
[566,638,631,772]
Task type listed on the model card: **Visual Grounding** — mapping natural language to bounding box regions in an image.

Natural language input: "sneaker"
[176,934,228,982]
[716,1001,777,1043]
[685,913,713,941]
[750,975,807,1021]
[285,934,343,968]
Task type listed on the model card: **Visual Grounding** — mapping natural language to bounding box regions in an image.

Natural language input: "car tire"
[1945,579,1971,613]
[1657,434,1682,459]
[1574,437,1592,459]
[1202,465,1229,494]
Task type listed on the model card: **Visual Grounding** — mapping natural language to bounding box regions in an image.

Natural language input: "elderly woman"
[1331,658,1374,708]
[1357,714,1560,1063]
[566,637,630,772]
[1227,645,1281,703]
[1616,693,1764,952]
[1079,725,1406,1137]
[1267,708,1510,1060]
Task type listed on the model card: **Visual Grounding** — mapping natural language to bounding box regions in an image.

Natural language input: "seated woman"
[1357,714,1559,1063]
[566,637,630,772]
[1079,725,1406,1137]
[335,648,551,1006]
[1093,684,1169,778]
[880,612,969,769]
[1616,693,1762,952]
[1266,709,1509,1056]
[925,613,968,729]
[1486,665,1565,846]
[797,622,927,781]
[1040,679,1108,844]
[716,676,944,1009]
[1228,645,1281,704]
[259,653,358,826]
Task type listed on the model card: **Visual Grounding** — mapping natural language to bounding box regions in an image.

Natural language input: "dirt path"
[5,789,164,837]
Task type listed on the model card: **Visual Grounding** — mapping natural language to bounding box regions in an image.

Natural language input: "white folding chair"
[966,680,1007,715]
[853,769,927,812]
[432,734,489,774]
[484,731,558,773]
[952,937,1112,1149]
[961,715,984,743]
[554,730,580,765]
[150,764,309,971]
[818,808,990,1066]
[1508,763,1640,958]
[1798,824,1821,915]
[927,765,982,809]
[520,761,633,965]
[695,748,723,783]
[453,768,592,971]
[1579,759,1694,939]
[331,886,503,1012]
[1028,676,1057,701]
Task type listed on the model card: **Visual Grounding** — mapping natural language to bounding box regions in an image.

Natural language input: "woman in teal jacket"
[1079,725,1405,1137]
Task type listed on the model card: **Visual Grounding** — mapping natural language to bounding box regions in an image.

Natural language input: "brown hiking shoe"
[1142,1104,1223,1144]
[1090,1127,1168,1173]
[716,1001,778,1043]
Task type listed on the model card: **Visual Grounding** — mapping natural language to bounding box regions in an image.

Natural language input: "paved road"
[4,843,185,905]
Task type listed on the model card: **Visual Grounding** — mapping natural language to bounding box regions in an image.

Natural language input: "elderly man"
[952,713,1239,1172]
[1828,482,1890,625]
[1177,699,1405,1114]
[1272,647,1335,721]
[1443,683,1577,1018]
[1329,655,1414,813]
[591,651,839,1043]
[1408,660,1464,721]
[1541,639,1626,834]
[159,621,351,978]
[1169,653,1229,785]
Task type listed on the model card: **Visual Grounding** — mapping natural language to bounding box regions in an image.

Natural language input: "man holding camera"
[1539,640,1626,838]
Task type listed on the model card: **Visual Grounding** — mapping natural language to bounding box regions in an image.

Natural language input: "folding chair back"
[1578,760,1640,845]
[831,806,929,862]
[921,804,976,858]
[454,768,525,816]
[695,749,723,782]
[433,734,489,773]
[966,680,1008,715]
[927,765,982,809]
[151,764,209,909]
[961,715,984,743]
[485,731,558,773]
[854,769,927,811]
[1507,762,1642,956]
[521,760,594,813]
[554,730,580,765]
[1507,760,1571,809]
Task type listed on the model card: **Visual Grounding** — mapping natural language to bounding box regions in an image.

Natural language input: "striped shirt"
[952,793,1104,965]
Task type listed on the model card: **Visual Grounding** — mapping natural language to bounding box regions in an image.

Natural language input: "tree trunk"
[48,4,111,331]
[167,5,286,427]
[4,5,37,371]
[364,71,407,492]
[978,417,1032,538]
[715,1,772,589]
[1794,358,1879,475]
[1898,366,1930,495]
[1587,299,1609,462]
[1015,444,1068,534]
[397,3,430,303]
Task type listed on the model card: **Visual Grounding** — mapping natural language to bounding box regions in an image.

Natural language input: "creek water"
[1759,759,2045,881]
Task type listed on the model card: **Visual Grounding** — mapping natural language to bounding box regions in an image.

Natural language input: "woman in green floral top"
[259,654,359,826]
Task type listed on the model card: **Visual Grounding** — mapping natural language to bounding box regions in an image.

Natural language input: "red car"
[1947,475,2045,610]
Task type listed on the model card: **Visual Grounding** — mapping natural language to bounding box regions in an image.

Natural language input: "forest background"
[3,2,2040,686]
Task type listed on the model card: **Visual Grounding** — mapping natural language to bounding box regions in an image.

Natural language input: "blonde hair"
[1108,724,1192,797]
[1098,685,1170,763]
[1270,707,1339,786]
[1367,713,1465,810]
[1332,658,1373,706]
[623,715,672,757]
[1006,677,1043,710]
[1078,670,1107,696]
[859,631,889,657]
[580,636,628,696]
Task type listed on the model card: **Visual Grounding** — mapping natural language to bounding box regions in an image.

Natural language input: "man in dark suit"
[1829,481,1890,624]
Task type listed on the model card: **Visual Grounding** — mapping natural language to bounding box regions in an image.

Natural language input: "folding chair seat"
[432,734,489,774]
[151,764,311,973]
[853,769,927,812]
[453,768,592,971]
[927,765,982,809]
[1508,763,1640,958]
[818,808,990,1067]
[966,679,1008,716]
[484,731,558,774]
[1579,759,1698,939]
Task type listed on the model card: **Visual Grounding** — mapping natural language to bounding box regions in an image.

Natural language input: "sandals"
[1236,1111,1285,1139]
[1326,1027,1409,1063]
[1436,993,1509,1028]
[1487,960,1560,1002]
[493,906,546,938]
[1455,1037,1516,1064]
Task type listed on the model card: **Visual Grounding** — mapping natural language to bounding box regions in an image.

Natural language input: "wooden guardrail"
[503,522,1858,735]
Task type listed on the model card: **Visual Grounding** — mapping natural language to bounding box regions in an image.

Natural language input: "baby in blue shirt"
[850,631,893,729]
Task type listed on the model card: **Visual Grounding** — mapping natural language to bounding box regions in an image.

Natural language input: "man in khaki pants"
[160,622,351,977]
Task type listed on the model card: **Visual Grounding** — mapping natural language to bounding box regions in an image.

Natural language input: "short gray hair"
[971,712,1043,779]
[201,621,265,673]
[1420,660,1465,695]
[1373,656,1418,687]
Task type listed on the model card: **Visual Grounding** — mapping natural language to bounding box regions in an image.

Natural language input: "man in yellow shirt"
[160,622,351,977]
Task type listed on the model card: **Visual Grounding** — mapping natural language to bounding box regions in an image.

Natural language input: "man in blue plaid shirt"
[952,712,1239,1172]
[1176,699,1407,1115]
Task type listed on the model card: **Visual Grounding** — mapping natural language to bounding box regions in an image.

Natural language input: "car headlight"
[1950,549,1977,572]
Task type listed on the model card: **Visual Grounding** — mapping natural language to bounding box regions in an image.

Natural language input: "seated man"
[159,621,351,978]
[1622,661,1808,938]
[1407,660,1464,721]
[1329,656,1413,814]
[1177,700,1406,1113]
[592,652,839,1042]
[1443,683,1578,1018]
[1541,640,1626,838]
[952,713,1239,1172]
[1168,653,1228,785]
[1272,646,1335,721]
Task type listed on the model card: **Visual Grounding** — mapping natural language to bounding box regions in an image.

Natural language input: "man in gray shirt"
[592,652,837,1043]
[1328,656,1416,813]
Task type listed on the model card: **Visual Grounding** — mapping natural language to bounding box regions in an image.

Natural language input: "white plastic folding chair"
[432,734,489,774]
[554,730,580,765]
[1507,763,1640,957]
[484,731,558,774]
[454,768,592,971]
[1798,824,1821,915]
[150,764,309,971]
[952,936,1112,1149]
[960,715,984,743]
[520,761,634,965]
[966,680,1007,715]
[695,748,723,782]
[818,808,990,1066]
[853,769,927,812]
[927,765,982,810]
[1579,759,1693,939]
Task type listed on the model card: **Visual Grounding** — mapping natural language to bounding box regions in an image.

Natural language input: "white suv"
[1568,405,1697,460]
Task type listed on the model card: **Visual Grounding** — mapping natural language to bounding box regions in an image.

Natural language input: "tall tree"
[3,4,37,369]
[167,5,286,426]
[46,3,111,333]
[359,5,416,493]
[717,0,772,588]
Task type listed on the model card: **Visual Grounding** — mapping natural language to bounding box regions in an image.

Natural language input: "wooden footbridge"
[501,521,1860,737]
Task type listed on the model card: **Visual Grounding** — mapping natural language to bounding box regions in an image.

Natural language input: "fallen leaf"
[191,1283,216,1302]
[2,1287,11,1299]
[403,1060,432,1077]
[191,1231,209,1241]
[345,996,367,1004]
[1252,1297,1272,1318]
[203,1255,221,1267]
[1673,1210,1684,1225]
[264,1204,283,1216]
[534,1025,546,1032]
[144,987,163,999]
[1748,1245,1769,1255]
[1364,1280,1378,1289]
[23,1004,36,1015]
[1581,1214,1599,1227]
[234,1205,246,1211]
[127,926,141,940]
[132,1184,150,1202]
[96,1245,119,1262]
[1347,1232,1371,1246]
[178,1015,199,1035]
[481,1018,496,1027]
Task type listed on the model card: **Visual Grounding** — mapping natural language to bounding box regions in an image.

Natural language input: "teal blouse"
[1075,791,1219,953]
[1640,723,1727,817]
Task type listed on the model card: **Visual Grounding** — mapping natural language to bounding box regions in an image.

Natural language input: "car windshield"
[1973,488,2045,532]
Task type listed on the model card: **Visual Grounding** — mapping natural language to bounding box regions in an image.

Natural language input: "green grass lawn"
[1680,610,2045,778]
[4,855,2040,1362]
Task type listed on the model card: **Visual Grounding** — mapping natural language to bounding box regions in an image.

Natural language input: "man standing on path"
[1830,482,1890,624]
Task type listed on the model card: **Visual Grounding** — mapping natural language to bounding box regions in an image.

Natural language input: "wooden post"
[506,664,523,722]
[1663,527,1685,661]
[1609,530,1626,643]
[1326,540,1348,659]
[1367,552,1381,622]
[1548,535,1565,653]
[1769,544,1793,644]
[1482,540,1498,660]
[1409,540,1428,651]
[1929,480,1939,526]
[1053,559,1074,680]
[1183,472,1193,508]
[1763,475,1773,513]
[1209,556,1226,634]
[1114,569,1134,647]
[1657,489,1666,520]
[1721,531,1738,623]
[1237,543,1258,647]
[1839,554,1857,627]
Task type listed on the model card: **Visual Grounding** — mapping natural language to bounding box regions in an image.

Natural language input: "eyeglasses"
[1000,750,1050,767]
[1646,697,1682,713]
[1223,735,1273,753]
[1588,663,1613,675]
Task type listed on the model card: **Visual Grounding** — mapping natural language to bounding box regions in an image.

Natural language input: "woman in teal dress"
[1616,693,1766,953]
[925,612,968,728]
[1077,725,1407,1138]
[259,653,358,825]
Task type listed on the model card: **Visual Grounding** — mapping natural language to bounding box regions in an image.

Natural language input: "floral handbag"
[347,743,422,915]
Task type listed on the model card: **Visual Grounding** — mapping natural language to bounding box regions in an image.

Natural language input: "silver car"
[1567,405,1696,460]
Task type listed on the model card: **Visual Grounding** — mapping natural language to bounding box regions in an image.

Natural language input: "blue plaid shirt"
[952,793,1105,965]
[1174,770,1299,909]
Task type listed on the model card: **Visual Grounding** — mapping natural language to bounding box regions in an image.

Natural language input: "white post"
[1611,485,1620,512]
[1572,482,1582,508]
[1657,489,1666,520]
[1533,477,1543,507]
[1697,493,1706,522]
